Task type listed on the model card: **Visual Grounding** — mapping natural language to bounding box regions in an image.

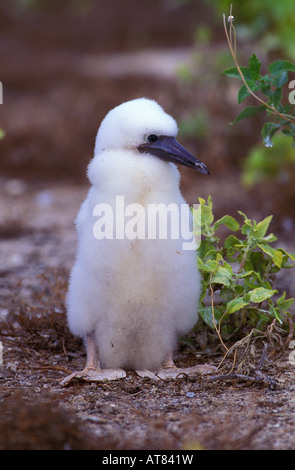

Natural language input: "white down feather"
[66,98,200,371]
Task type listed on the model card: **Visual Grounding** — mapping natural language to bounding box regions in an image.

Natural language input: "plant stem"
[223,12,295,125]
[209,277,229,352]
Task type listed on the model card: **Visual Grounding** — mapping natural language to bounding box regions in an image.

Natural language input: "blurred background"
[0,0,294,302]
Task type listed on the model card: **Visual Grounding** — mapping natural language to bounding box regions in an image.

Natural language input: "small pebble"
[186,392,195,398]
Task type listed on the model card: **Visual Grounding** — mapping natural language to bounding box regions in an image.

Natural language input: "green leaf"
[237,82,261,104]
[269,60,295,75]
[277,292,294,311]
[237,85,250,104]
[236,270,255,279]
[198,258,218,272]
[239,212,254,236]
[279,248,295,262]
[197,240,217,261]
[258,243,283,268]
[232,105,266,124]
[211,264,233,286]
[247,252,271,277]
[237,210,248,220]
[214,215,240,232]
[225,297,249,314]
[255,215,273,238]
[224,234,243,249]
[224,234,244,261]
[271,70,288,88]
[261,233,277,243]
[199,306,223,329]
[279,248,295,269]
[222,66,252,81]
[269,87,282,108]
[260,75,272,95]
[248,287,277,303]
[269,304,283,324]
[198,196,214,226]
[249,53,261,80]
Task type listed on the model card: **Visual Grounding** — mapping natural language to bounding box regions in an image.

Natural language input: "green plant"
[223,12,295,147]
[195,197,294,343]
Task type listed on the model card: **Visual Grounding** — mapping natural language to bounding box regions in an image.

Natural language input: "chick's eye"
[146,134,159,144]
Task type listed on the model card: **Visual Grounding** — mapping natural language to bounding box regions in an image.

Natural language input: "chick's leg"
[162,355,176,369]
[84,331,99,369]
[60,332,126,386]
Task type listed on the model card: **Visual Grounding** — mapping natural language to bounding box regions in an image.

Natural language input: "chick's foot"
[136,364,216,381]
[60,366,126,386]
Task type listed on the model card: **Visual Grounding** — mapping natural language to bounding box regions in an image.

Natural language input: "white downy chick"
[61,98,214,385]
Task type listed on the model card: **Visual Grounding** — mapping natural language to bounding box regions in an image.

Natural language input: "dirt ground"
[1,0,295,451]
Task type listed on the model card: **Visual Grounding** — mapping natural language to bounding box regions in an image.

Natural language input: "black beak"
[137,136,209,175]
